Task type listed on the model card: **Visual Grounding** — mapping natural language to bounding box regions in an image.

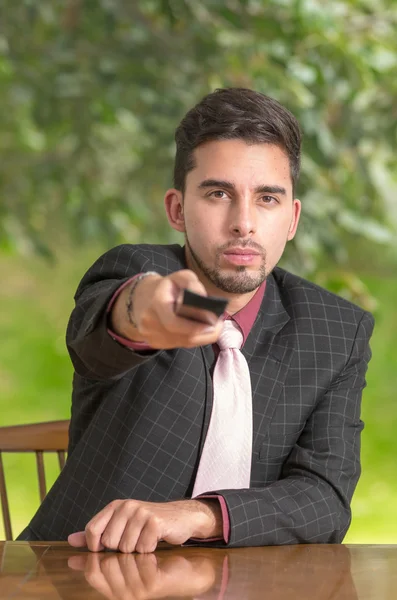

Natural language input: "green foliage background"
[0,0,396,541]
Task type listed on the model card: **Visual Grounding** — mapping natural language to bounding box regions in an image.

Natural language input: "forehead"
[187,139,292,190]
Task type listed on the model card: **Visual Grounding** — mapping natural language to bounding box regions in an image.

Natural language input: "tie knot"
[218,319,243,350]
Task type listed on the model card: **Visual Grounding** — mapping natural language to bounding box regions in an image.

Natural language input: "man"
[18,88,374,552]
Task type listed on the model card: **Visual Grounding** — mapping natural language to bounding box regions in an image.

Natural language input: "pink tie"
[192,320,253,496]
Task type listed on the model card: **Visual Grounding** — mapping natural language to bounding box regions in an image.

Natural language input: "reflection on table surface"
[1,542,397,599]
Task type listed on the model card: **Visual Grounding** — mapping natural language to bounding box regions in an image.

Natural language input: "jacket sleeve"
[217,311,374,546]
[66,245,160,381]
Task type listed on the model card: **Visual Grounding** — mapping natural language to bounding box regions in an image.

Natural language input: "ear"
[164,189,185,233]
[287,198,301,241]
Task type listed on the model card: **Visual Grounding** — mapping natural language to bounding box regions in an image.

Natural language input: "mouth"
[224,248,260,256]
[223,248,261,265]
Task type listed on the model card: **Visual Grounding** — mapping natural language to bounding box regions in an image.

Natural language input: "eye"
[208,190,228,199]
[261,195,278,204]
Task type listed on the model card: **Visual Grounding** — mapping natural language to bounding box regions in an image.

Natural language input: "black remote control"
[175,289,228,325]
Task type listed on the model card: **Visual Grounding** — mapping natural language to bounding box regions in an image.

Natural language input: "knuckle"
[135,506,148,521]
[101,534,118,551]
[85,522,98,535]
[118,501,135,517]
[148,514,160,530]
[100,534,113,548]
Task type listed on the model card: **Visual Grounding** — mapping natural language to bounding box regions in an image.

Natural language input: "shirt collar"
[225,280,266,345]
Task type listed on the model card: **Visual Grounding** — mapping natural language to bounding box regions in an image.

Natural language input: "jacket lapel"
[242,273,294,457]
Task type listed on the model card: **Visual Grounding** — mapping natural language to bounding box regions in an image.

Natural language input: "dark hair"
[174,88,302,194]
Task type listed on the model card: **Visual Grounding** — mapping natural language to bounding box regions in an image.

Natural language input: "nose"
[229,199,257,238]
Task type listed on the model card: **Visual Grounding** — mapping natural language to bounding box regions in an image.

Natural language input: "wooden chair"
[0,420,69,540]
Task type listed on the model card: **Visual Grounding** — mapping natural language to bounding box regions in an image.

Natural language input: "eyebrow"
[198,179,287,196]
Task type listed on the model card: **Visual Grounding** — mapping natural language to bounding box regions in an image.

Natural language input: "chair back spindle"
[0,453,12,541]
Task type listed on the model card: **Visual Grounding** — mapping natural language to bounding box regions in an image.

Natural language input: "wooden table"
[1,542,396,599]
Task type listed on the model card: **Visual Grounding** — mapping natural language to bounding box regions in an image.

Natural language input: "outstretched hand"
[110,269,225,349]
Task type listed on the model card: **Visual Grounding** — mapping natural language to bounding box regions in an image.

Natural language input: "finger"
[85,501,121,552]
[135,517,160,554]
[178,318,225,348]
[118,508,150,554]
[168,270,207,297]
[153,279,211,331]
[152,295,225,337]
[152,272,205,313]
[140,272,224,346]
[160,310,221,336]
[137,317,224,354]
[145,324,222,351]
[100,510,132,551]
[140,299,219,343]
[68,531,106,550]
[154,272,207,314]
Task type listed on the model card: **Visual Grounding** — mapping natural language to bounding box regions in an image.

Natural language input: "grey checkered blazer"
[18,243,374,546]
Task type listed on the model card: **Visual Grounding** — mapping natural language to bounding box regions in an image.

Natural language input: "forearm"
[218,474,350,547]
[217,413,362,547]
[67,278,159,380]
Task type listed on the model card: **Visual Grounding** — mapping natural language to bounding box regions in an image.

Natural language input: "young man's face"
[165,139,301,296]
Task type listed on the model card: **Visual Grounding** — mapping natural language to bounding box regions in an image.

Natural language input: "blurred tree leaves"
[0,0,396,298]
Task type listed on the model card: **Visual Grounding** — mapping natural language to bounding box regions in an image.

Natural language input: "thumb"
[68,531,105,551]
[169,269,207,297]
[68,531,87,547]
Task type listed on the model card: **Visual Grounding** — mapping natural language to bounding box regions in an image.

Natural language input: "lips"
[224,248,260,256]
[222,248,261,266]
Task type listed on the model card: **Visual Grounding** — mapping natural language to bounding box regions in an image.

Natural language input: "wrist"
[191,499,223,539]
[126,272,160,328]
[110,272,160,342]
